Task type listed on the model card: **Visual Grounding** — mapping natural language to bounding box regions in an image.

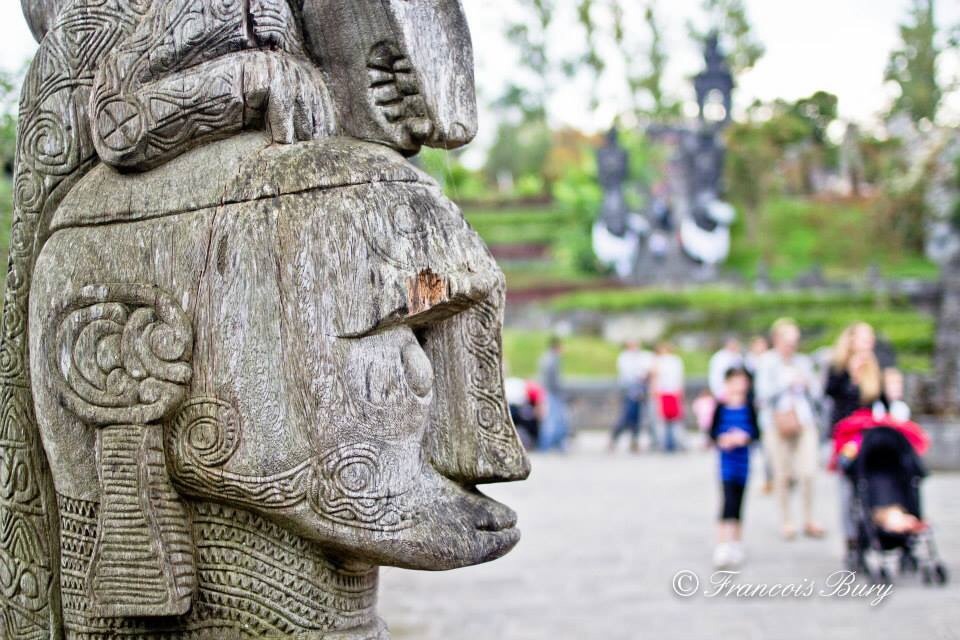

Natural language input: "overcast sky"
[2,1,958,141]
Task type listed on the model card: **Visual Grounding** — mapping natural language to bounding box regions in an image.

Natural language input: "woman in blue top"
[709,368,761,569]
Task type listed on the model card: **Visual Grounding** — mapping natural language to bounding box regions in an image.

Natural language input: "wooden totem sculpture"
[1,1,530,638]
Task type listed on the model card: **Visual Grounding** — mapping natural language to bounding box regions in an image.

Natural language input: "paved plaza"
[381,433,960,640]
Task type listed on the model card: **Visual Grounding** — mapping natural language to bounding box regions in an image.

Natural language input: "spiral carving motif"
[170,397,242,468]
[51,284,193,426]
[307,445,413,532]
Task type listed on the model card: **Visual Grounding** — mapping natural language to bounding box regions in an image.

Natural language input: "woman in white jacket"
[755,319,826,540]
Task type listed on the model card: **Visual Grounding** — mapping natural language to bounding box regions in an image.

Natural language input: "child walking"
[710,368,761,569]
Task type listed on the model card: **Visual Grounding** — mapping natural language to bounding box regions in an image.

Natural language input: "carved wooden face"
[30,137,528,580]
[177,171,527,570]
[300,0,478,153]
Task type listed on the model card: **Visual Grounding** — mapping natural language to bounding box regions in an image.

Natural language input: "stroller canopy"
[832,408,930,470]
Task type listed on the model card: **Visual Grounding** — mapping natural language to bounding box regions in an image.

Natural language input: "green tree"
[790,91,838,146]
[724,93,839,240]
[497,0,558,124]
[418,148,489,201]
[509,0,682,124]
[688,0,765,76]
[788,91,840,189]
[483,120,553,194]
[931,152,960,414]
[0,65,20,275]
[574,0,605,111]
[0,68,18,177]
[725,110,780,244]
[569,0,682,121]
[630,3,681,120]
[886,0,942,124]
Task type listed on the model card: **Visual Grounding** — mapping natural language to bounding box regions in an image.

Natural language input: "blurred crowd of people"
[506,317,920,572]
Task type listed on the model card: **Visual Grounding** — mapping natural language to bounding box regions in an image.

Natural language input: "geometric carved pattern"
[307,444,415,532]
[58,495,98,628]
[90,0,327,170]
[168,420,416,534]
[60,499,378,639]
[0,383,53,640]
[88,425,195,618]
[47,284,196,618]
[461,294,525,468]
[2,2,152,634]
[420,280,529,485]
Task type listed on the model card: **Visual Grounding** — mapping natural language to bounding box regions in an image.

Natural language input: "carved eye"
[401,335,433,398]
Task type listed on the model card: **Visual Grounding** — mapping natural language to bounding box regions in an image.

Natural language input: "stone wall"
[564,379,708,433]
[918,419,960,471]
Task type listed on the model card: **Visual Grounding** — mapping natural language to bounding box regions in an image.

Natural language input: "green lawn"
[550,287,887,314]
[727,197,939,282]
[503,328,711,380]
[463,206,575,247]
[546,286,934,373]
[500,260,610,290]
[503,330,620,379]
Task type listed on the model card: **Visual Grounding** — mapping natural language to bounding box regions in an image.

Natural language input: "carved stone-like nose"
[420,292,531,485]
[429,120,477,150]
[387,0,479,152]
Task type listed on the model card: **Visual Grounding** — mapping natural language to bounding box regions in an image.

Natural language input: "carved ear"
[49,284,196,617]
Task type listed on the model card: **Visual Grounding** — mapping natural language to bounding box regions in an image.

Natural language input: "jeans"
[611,394,643,444]
[539,393,569,451]
[660,420,682,452]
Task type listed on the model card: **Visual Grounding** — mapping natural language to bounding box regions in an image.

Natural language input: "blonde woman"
[755,319,825,540]
[825,322,886,563]
[825,322,884,430]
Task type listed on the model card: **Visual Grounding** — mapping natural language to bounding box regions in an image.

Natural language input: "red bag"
[659,393,684,421]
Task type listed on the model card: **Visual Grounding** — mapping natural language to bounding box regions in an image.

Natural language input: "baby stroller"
[834,409,948,585]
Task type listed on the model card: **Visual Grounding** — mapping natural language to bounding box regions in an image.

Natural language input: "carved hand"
[90,0,331,171]
[242,52,335,145]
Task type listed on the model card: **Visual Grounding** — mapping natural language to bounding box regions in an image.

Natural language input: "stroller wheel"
[900,553,918,574]
[922,567,933,585]
[935,564,949,586]
[872,567,892,585]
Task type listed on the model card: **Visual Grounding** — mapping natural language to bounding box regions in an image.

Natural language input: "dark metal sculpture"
[694,33,735,129]
[597,128,631,238]
[645,33,736,273]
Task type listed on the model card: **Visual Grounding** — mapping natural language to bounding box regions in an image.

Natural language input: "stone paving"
[380,433,960,640]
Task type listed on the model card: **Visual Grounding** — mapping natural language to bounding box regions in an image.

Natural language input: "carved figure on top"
[2,2,526,638]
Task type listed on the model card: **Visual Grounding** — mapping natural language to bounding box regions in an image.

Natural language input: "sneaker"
[713,543,731,569]
[728,543,746,567]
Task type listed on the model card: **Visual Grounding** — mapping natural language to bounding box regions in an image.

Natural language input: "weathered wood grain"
[7,2,528,638]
